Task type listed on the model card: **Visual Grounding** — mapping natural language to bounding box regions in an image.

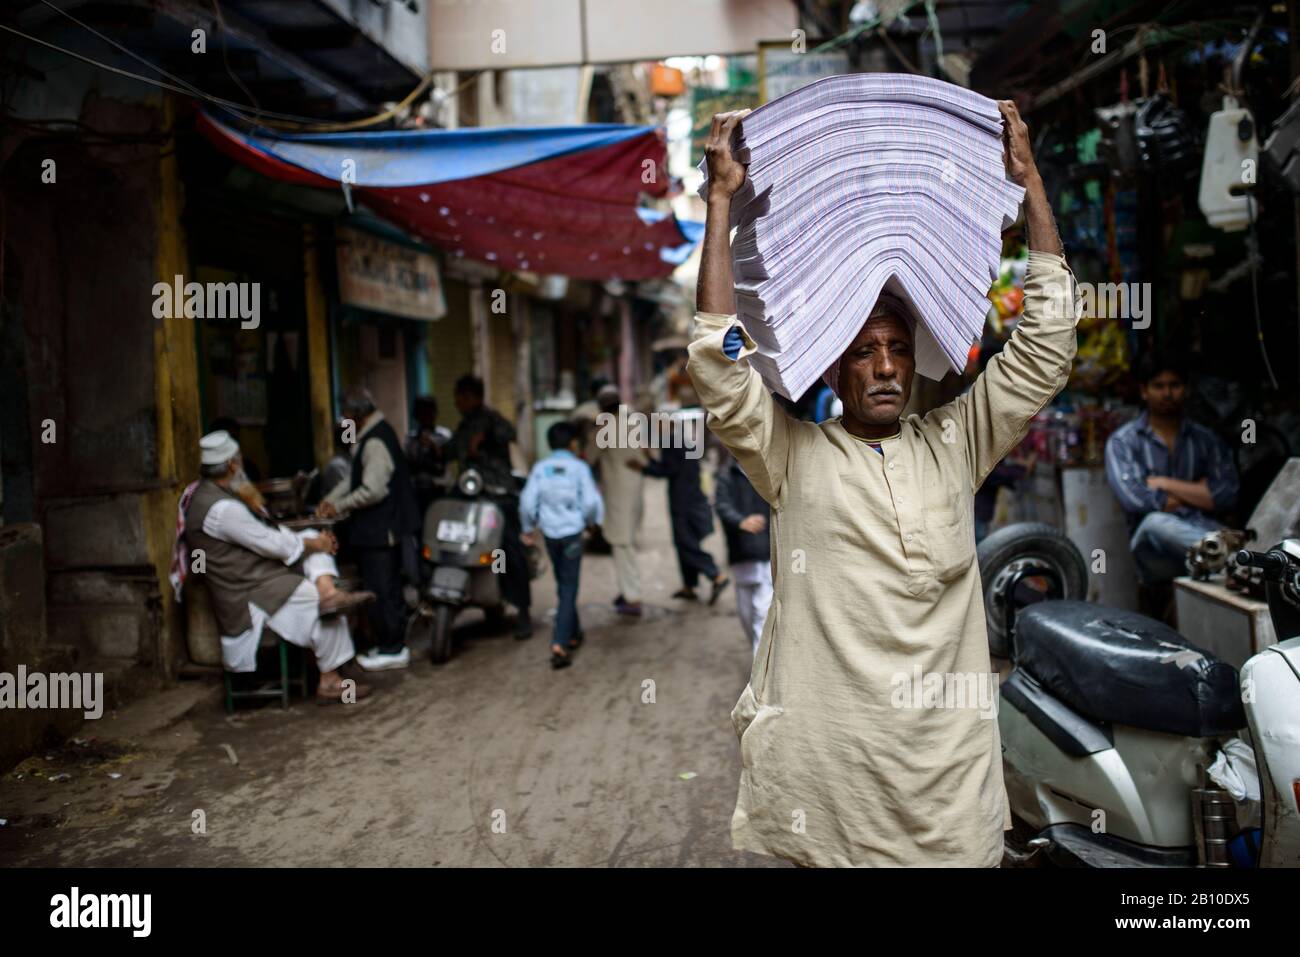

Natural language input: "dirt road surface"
[0,484,783,868]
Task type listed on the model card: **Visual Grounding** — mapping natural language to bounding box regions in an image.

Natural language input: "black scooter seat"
[1015,602,1245,737]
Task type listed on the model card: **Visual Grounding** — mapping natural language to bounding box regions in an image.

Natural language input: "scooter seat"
[1015,601,1245,737]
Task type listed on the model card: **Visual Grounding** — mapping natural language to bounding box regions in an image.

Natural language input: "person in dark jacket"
[714,453,772,655]
[631,409,729,604]
[452,374,533,638]
[318,386,421,671]
[406,394,454,515]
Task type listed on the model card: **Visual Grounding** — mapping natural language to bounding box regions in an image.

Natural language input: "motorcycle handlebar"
[1236,548,1291,580]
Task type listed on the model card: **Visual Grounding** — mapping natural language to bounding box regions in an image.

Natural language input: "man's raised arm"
[688,110,791,507]
[945,100,1078,490]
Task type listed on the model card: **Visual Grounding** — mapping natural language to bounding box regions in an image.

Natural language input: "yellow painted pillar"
[142,95,201,673]
[304,223,335,466]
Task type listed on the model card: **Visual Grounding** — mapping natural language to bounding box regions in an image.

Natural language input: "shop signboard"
[336,225,447,321]
[758,40,850,104]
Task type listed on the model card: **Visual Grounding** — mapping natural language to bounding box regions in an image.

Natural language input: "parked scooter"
[406,467,536,664]
[978,522,1300,867]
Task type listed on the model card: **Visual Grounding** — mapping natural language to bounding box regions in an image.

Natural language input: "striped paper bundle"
[699,74,1024,399]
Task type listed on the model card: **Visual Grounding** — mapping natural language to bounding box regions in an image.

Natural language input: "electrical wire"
[2,10,442,133]
[208,0,262,121]
[0,21,327,124]
[1246,193,1280,390]
[36,0,211,103]
[924,0,944,66]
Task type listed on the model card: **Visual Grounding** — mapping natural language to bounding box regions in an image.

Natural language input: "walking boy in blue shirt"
[520,422,605,669]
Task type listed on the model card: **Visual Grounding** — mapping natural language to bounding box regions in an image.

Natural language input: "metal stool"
[223,631,310,713]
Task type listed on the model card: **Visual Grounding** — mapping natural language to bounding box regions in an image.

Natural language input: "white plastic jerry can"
[1199,95,1259,232]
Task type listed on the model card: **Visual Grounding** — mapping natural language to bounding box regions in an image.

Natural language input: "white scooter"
[979,523,1300,867]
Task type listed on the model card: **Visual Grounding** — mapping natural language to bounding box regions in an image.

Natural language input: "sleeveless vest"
[346,418,421,548]
[184,480,303,635]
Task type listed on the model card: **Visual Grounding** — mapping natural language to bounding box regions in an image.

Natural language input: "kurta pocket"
[731,683,759,739]
[926,505,975,582]
[738,702,784,770]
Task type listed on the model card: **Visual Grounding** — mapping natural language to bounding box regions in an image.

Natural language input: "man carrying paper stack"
[693,101,1077,867]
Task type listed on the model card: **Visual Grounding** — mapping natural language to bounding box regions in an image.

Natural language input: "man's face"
[454,391,479,416]
[1140,371,1186,417]
[837,314,915,430]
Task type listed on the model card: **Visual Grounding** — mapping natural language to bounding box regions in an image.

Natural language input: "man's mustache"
[867,383,903,395]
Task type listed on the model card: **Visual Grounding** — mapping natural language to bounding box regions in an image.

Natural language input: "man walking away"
[520,422,605,669]
[588,384,646,616]
[715,451,773,656]
[318,387,421,671]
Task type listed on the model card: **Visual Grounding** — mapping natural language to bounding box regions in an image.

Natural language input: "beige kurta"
[589,441,645,547]
[689,251,1078,867]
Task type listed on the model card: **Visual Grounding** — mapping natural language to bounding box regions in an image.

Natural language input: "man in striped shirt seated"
[1104,351,1240,587]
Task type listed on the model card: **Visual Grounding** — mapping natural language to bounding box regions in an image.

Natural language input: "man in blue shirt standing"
[521,422,605,669]
[1105,352,1240,588]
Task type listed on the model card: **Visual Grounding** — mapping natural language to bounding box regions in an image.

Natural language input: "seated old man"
[183,430,375,704]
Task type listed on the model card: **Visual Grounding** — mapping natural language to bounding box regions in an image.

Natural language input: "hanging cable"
[0,22,330,125]
[208,0,262,122]
[1246,194,1280,390]
[37,0,212,104]
[2,12,442,133]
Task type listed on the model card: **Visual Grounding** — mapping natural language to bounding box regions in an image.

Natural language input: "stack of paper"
[698,74,1024,398]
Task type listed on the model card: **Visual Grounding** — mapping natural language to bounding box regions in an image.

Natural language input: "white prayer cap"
[200,430,240,466]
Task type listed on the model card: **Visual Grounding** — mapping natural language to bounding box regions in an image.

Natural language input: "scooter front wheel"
[431,604,455,665]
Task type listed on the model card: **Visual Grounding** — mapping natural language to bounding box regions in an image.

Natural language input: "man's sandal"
[316,680,374,705]
[319,590,376,617]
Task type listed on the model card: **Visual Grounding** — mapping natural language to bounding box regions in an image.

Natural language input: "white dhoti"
[611,543,642,603]
[732,559,773,656]
[220,531,355,674]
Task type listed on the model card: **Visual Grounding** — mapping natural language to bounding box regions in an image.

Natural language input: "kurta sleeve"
[687,313,792,508]
[938,252,1079,490]
[203,499,305,566]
